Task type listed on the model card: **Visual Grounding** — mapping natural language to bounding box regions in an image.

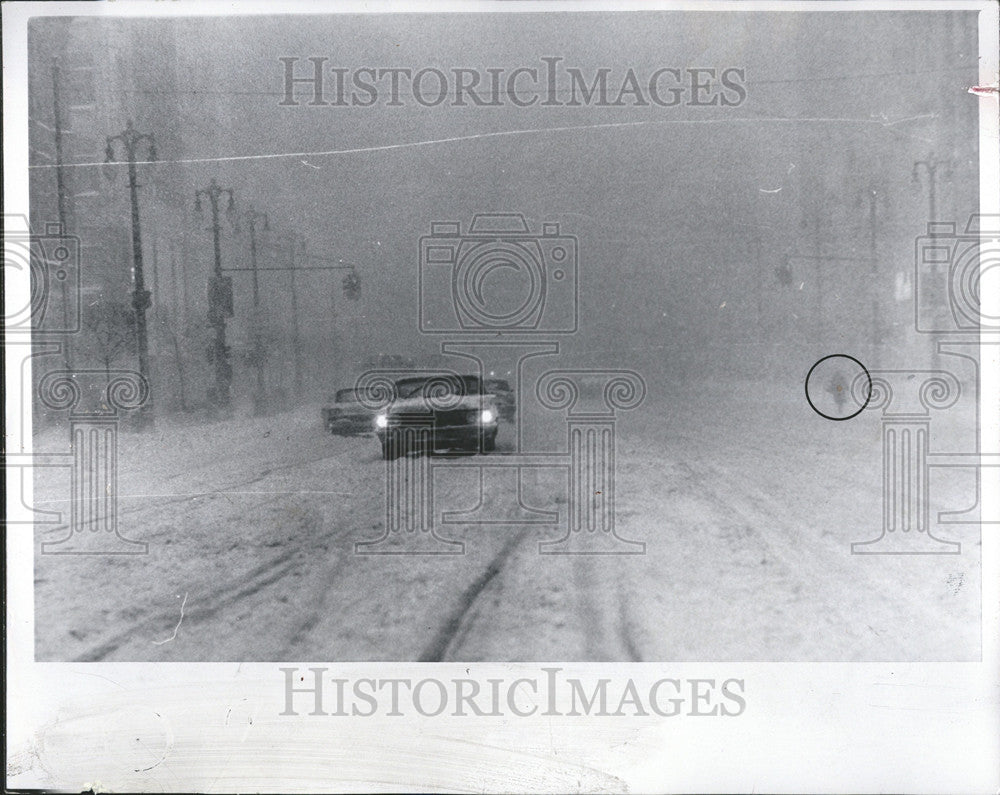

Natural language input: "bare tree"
[81,298,136,384]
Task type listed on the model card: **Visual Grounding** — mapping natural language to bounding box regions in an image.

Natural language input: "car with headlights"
[484,378,516,422]
[322,387,378,436]
[375,374,498,459]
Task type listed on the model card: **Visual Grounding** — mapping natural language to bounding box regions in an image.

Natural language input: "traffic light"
[342,271,361,300]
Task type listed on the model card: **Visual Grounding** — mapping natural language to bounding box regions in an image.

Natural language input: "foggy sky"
[29,10,980,387]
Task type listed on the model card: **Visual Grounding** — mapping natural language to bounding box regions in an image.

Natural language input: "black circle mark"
[805,354,871,421]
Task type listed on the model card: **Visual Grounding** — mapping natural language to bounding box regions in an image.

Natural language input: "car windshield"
[395,375,482,400]
[486,380,510,392]
[335,388,381,404]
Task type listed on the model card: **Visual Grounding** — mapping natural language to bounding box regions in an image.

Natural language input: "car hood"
[387,394,490,414]
[325,402,371,412]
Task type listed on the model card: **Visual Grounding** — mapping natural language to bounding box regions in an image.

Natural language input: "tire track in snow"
[572,555,644,662]
[417,529,529,662]
[115,448,356,518]
[74,548,299,661]
[673,460,957,658]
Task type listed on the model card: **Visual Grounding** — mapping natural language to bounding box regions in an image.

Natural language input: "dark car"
[322,387,378,436]
[484,378,516,422]
[375,374,498,459]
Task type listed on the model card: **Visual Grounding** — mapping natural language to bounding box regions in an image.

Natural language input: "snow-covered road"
[33,382,981,662]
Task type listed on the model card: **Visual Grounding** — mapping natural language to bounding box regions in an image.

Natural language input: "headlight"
[375,414,388,429]
[480,409,495,424]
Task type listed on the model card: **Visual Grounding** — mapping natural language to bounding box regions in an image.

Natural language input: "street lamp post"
[195,178,237,411]
[912,155,952,225]
[104,119,157,428]
[913,155,953,369]
[52,58,74,374]
[244,206,270,414]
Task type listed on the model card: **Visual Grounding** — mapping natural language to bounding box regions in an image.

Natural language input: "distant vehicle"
[322,387,378,436]
[375,374,498,460]
[484,378,516,422]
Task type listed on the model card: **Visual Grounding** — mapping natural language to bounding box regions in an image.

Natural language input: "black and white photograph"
[5,1,999,792]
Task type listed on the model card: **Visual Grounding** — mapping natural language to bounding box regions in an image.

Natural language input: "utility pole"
[180,225,192,330]
[752,234,763,336]
[803,196,825,341]
[167,243,189,412]
[286,234,306,400]
[330,279,339,386]
[861,187,882,368]
[150,231,161,314]
[219,238,363,403]
[169,246,179,319]
[51,58,73,373]
[104,120,157,429]
[195,178,237,411]
[244,206,269,414]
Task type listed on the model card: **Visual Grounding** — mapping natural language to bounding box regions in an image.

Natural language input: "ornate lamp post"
[195,178,237,410]
[104,119,157,428]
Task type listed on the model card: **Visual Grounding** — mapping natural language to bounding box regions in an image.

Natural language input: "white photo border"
[5,1,998,792]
